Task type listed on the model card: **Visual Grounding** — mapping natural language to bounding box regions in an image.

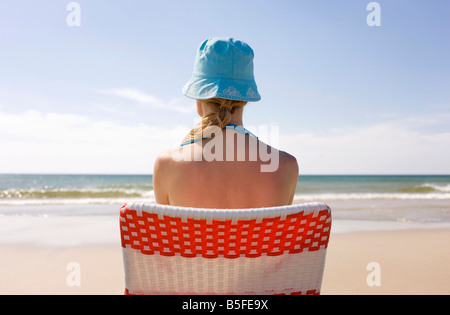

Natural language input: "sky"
[0,0,449,174]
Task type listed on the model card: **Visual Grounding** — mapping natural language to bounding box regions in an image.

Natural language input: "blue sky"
[0,0,449,174]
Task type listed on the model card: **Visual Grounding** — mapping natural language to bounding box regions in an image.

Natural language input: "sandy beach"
[1,228,449,295]
[322,229,450,295]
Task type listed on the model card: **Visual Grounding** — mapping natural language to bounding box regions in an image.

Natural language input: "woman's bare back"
[153,129,298,209]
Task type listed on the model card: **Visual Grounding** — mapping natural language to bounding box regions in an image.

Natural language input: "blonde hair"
[185,98,247,143]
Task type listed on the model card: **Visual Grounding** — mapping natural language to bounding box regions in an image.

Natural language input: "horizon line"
[1,173,450,176]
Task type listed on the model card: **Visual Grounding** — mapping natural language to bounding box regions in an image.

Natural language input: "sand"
[1,229,449,295]
[0,245,124,295]
[322,229,450,295]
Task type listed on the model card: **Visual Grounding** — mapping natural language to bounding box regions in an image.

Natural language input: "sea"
[1,174,449,246]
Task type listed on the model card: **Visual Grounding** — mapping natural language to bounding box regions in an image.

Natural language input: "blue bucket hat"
[182,37,261,102]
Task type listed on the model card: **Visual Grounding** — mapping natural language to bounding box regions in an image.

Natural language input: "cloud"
[96,88,196,114]
[280,119,450,174]
[0,110,188,174]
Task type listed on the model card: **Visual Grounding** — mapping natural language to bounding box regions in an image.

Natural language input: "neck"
[227,109,244,126]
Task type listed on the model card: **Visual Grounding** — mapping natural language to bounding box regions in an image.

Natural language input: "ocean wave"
[420,183,450,192]
[0,197,155,206]
[397,183,450,193]
[0,186,154,200]
[2,183,450,207]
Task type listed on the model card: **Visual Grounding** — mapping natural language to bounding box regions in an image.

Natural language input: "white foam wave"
[0,196,155,206]
[420,183,450,192]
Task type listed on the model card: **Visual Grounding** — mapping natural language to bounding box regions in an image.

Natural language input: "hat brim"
[182,77,261,102]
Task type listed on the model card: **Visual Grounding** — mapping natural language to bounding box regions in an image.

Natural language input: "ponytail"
[184,98,247,143]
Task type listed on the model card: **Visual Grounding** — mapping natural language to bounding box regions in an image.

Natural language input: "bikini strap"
[180,124,258,147]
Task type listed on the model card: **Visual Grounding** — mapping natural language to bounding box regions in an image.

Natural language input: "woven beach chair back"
[120,202,332,295]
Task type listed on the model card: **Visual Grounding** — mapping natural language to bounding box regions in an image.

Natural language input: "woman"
[153,38,298,209]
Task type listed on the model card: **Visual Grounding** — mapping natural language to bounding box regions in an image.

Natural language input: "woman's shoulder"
[154,149,173,164]
[259,138,298,171]
[278,150,299,173]
[153,146,199,173]
[153,148,178,173]
[279,149,298,164]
